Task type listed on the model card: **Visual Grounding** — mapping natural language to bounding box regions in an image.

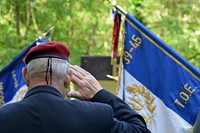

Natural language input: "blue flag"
[118,13,200,133]
[0,39,49,106]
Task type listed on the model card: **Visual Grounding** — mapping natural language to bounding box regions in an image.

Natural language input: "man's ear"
[64,69,73,88]
[22,67,29,87]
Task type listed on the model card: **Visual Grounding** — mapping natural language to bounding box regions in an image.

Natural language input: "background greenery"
[0,0,199,71]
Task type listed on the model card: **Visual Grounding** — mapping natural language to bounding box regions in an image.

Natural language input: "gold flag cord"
[116,21,126,95]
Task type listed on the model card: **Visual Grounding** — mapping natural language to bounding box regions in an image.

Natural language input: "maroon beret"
[24,41,70,64]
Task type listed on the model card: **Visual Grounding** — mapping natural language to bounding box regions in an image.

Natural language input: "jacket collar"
[24,85,63,99]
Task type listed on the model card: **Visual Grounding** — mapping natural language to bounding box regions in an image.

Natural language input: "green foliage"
[0,0,113,69]
[0,0,200,71]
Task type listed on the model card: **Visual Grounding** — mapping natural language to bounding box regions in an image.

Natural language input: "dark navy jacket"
[0,86,150,133]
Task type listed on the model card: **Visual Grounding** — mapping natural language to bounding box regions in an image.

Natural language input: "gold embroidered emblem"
[16,89,28,102]
[0,82,5,106]
[126,84,156,124]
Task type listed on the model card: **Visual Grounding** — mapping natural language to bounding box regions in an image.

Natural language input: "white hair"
[27,58,69,87]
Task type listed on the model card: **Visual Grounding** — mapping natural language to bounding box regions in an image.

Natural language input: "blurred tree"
[0,0,199,71]
[0,0,113,68]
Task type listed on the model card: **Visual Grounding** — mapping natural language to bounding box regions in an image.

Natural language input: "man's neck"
[28,81,65,97]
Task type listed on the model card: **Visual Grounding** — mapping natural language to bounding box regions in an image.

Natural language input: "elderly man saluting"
[0,41,151,133]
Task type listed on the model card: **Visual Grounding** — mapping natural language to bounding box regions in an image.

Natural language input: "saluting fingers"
[70,65,90,77]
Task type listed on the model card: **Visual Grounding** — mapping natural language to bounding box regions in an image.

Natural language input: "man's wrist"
[91,89,104,101]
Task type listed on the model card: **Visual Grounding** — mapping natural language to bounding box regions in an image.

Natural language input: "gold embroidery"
[174,83,197,108]
[127,84,156,124]
[12,70,19,89]
[0,82,5,106]
[123,34,142,65]
[16,89,28,102]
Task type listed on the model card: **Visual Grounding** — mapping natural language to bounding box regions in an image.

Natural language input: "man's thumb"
[67,91,83,100]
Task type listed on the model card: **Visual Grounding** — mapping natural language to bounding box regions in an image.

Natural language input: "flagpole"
[115,5,127,15]
[107,1,128,99]
[109,0,127,15]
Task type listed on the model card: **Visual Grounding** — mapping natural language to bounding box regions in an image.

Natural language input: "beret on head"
[24,41,70,64]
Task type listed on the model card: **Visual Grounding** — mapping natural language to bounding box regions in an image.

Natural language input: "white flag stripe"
[118,69,192,133]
